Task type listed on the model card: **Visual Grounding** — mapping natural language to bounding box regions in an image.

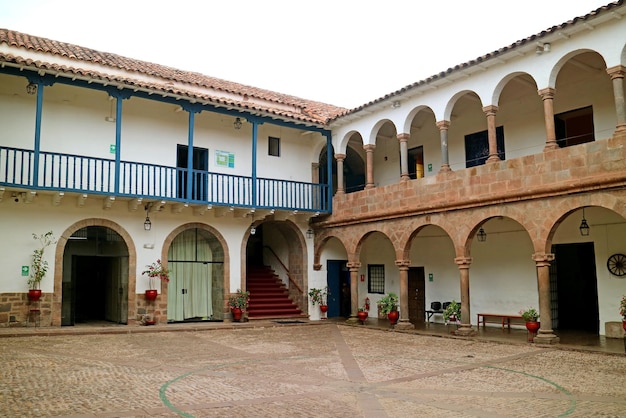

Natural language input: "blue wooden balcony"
[0,146,329,213]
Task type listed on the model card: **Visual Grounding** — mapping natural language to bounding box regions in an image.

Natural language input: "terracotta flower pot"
[525,321,540,333]
[357,311,368,323]
[320,305,328,313]
[28,289,42,302]
[387,310,399,325]
[145,289,158,301]
[231,307,243,322]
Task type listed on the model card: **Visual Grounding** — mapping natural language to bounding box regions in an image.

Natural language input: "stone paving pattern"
[1,323,625,417]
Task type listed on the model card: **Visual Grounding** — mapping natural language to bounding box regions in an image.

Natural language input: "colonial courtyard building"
[1,2,625,344]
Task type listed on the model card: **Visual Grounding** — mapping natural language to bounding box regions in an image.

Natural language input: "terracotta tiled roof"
[0,29,346,126]
[0,1,622,125]
[335,0,624,120]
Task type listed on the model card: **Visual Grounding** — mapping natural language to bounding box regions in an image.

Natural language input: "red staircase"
[246,266,304,319]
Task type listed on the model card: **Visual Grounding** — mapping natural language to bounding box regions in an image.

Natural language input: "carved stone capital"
[482,105,498,116]
[396,133,410,143]
[436,120,450,130]
[538,87,556,100]
[395,259,410,269]
[346,261,361,271]
[454,257,472,268]
[606,65,626,80]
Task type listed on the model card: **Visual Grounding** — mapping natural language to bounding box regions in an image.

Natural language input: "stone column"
[395,260,415,330]
[397,133,410,182]
[606,65,626,132]
[346,261,361,324]
[454,256,476,336]
[538,88,558,150]
[334,154,345,194]
[532,252,560,344]
[436,120,452,172]
[363,144,376,189]
[483,105,501,163]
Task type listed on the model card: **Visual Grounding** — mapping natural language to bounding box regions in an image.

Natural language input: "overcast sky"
[0,0,612,108]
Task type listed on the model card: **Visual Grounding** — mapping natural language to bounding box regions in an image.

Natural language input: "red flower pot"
[387,310,399,325]
[145,289,158,301]
[622,320,626,332]
[231,307,243,322]
[525,321,540,333]
[357,311,368,323]
[320,305,328,313]
[28,289,42,302]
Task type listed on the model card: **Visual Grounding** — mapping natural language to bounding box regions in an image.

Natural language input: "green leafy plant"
[443,300,461,323]
[28,231,56,290]
[619,295,626,319]
[519,307,539,322]
[308,287,329,306]
[142,259,170,289]
[378,292,398,314]
[228,289,250,311]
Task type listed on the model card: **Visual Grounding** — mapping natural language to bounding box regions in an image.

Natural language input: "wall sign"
[216,150,235,168]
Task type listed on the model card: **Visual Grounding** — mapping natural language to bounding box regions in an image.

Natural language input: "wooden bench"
[477,313,525,329]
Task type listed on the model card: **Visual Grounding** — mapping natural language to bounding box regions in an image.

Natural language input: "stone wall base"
[605,321,625,339]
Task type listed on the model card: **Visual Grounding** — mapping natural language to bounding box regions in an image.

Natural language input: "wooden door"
[408,267,425,324]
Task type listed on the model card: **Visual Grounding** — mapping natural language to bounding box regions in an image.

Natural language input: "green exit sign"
[21,266,29,276]
[110,144,116,154]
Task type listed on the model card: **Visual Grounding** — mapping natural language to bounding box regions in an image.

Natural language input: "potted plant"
[519,307,540,337]
[27,231,56,301]
[443,300,461,325]
[378,292,399,324]
[357,306,369,323]
[619,296,626,331]
[228,289,250,322]
[142,259,170,301]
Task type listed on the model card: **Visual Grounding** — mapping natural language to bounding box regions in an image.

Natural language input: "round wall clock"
[606,253,626,277]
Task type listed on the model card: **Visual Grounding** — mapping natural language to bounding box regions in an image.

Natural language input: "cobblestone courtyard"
[1,323,625,417]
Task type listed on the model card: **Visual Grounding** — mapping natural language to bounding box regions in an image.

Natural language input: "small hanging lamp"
[579,208,590,236]
[477,227,487,242]
[144,203,152,231]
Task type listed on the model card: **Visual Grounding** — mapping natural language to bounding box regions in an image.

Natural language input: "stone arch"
[548,48,608,88]
[241,219,308,309]
[53,218,136,326]
[163,222,230,319]
[491,71,538,106]
[443,90,482,121]
[314,233,350,268]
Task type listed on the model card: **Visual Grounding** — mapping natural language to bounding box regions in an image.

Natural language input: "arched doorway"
[244,220,307,318]
[61,226,129,326]
[167,227,225,322]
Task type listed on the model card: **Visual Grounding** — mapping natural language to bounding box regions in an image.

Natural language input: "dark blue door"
[327,260,349,318]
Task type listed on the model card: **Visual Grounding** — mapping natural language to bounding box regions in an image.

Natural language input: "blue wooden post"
[325,133,333,212]
[251,119,258,207]
[186,111,195,202]
[31,80,44,187]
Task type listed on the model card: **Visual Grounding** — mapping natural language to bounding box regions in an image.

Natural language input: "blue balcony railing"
[0,146,329,212]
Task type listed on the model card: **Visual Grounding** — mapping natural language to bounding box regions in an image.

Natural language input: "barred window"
[368,264,385,294]
[268,136,280,157]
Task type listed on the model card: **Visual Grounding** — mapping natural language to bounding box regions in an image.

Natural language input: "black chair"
[442,301,451,310]
[426,301,443,322]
